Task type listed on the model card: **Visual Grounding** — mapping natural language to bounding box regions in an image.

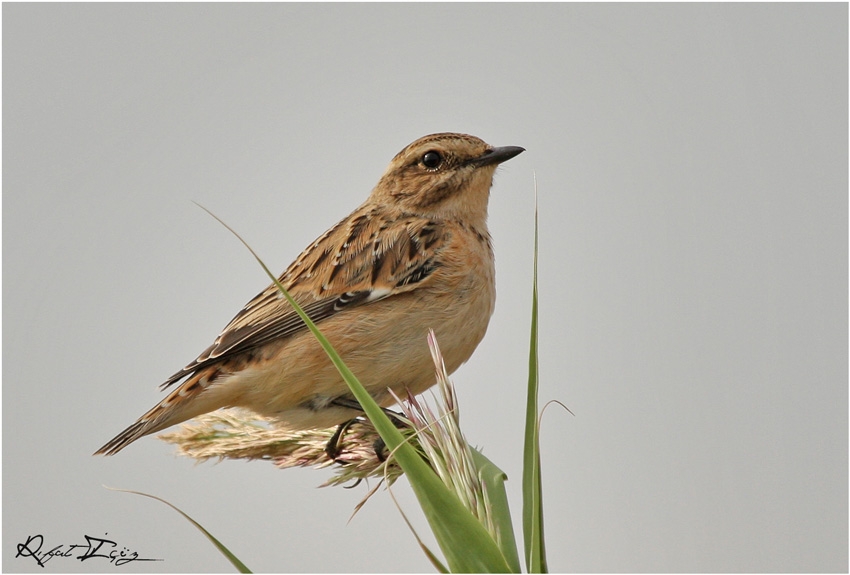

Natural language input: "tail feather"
[94,367,222,455]
[94,421,153,456]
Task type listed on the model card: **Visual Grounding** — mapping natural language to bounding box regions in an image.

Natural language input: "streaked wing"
[161,209,446,389]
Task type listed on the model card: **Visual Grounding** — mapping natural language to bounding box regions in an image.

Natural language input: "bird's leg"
[325,417,359,462]
[324,397,368,461]
[372,437,389,463]
[328,397,407,462]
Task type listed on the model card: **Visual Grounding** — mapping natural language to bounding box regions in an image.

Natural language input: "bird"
[95,132,524,455]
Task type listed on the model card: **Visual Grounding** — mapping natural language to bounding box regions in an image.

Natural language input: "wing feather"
[160,210,446,389]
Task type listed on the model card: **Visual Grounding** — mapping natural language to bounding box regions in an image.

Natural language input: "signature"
[15,534,163,568]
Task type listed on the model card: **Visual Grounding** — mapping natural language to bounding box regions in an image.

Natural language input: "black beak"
[469,145,525,168]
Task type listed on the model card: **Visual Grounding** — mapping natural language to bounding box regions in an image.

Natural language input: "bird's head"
[371,133,524,227]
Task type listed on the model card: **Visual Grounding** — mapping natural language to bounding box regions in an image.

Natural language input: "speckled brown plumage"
[95,133,523,455]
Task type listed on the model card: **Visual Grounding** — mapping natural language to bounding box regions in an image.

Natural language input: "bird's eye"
[421,151,443,169]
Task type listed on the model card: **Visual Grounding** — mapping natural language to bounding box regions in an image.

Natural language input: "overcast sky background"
[4,3,847,573]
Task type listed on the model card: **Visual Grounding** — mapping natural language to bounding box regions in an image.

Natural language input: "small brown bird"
[96,133,524,455]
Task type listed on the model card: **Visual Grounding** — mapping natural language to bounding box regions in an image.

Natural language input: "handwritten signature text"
[16,533,163,568]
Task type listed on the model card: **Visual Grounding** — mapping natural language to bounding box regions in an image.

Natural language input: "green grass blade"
[472,449,522,573]
[105,487,251,573]
[389,491,450,574]
[198,205,512,573]
[522,191,548,573]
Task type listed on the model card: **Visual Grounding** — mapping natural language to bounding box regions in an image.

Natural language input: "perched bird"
[95,133,524,455]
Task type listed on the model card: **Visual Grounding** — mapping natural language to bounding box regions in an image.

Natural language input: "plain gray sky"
[4,3,847,573]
